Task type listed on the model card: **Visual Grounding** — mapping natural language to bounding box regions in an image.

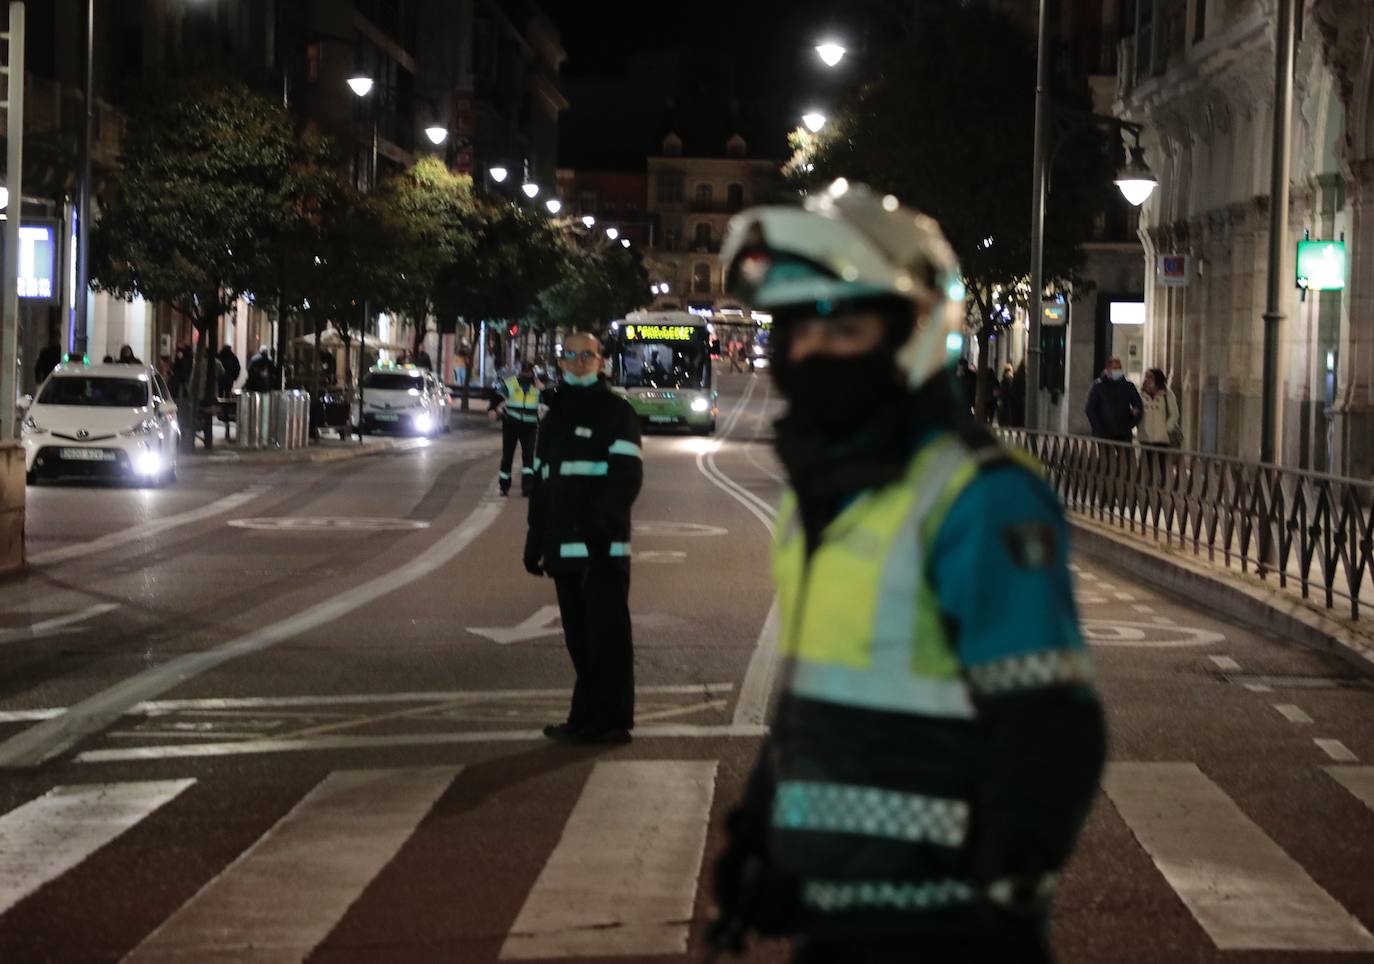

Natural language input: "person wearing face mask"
[523,333,643,745]
[489,361,545,496]
[1084,357,1142,443]
[707,182,1105,963]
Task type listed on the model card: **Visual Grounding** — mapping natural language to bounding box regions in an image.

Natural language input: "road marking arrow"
[468,605,562,645]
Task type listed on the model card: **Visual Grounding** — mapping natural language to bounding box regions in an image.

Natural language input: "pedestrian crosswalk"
[0,761,1372,960]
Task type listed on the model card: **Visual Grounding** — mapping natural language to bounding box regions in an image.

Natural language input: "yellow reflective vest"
[764,431,1096,929]
[501,377,541,423]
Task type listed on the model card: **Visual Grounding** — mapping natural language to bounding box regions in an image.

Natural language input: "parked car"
[21,362,180,485]
[354,364,449,436]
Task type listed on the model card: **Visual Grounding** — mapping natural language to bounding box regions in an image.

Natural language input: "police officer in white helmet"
[707,181,1105,963]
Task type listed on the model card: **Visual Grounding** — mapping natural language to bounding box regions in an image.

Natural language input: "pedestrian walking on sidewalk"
[709,182,1105,963]
[524,332,643,746]
[1084,357,1141,443]
[1138,367,1181,480]
[489,361,544,496]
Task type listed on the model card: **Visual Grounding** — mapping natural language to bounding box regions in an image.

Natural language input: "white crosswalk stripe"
[0,779,194,917]
[1104,762,1374,952]
[3,759,1374,959]
[121,767,458,964]
[1326,766,1374,814]
[501,760,719,959]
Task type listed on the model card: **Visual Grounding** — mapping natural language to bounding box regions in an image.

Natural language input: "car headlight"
[133,451,162,475]
[21,415,42,434]
[413,413,433,432]
[120,417,161,437]
[691,397,710,413]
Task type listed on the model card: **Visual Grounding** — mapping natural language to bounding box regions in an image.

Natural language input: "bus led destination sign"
[624,324,696,341]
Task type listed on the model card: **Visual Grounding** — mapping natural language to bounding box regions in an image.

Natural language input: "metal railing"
[1001,430,1374,620]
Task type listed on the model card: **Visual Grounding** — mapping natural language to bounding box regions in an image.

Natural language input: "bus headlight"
[691,397,710,413]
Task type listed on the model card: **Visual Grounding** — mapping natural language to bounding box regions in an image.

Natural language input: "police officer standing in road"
[708,182,1106,962]
[524,333,643,745]
[489,360,544,496]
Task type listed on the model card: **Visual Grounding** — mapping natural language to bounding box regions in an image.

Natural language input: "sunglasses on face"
[560,350,600,361]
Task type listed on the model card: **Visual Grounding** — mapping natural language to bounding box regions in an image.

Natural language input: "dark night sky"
[547,1,856,170]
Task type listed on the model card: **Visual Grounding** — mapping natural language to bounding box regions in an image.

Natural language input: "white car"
[355,365,449,436]
[21,362,180,485]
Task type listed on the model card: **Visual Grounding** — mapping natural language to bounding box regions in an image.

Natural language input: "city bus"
[609,311,717,434]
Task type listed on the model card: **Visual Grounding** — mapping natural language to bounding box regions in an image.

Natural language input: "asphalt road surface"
[1,370,1372,963]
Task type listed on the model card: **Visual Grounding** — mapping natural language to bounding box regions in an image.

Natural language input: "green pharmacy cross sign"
[1296,240,1347,291]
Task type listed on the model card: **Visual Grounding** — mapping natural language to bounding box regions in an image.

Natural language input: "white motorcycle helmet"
[720,179,965,391]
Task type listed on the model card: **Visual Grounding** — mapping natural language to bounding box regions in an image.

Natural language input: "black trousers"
[553,561,634,731]
[792,928,1051,963]
[500,418,537,492]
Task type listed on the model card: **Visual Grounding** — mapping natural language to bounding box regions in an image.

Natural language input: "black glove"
[523,531,544,577]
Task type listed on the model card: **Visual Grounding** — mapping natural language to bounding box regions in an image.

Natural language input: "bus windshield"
[618,339,709,390]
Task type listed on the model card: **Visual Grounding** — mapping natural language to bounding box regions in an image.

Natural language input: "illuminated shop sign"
[0,223,58,300]
[1296,240,1346,291]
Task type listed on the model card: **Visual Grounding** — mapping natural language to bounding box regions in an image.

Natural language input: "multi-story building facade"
[1115,0,1374,473]
[644,133,781,313]
[10,0,564,392]
[554,169,651,247]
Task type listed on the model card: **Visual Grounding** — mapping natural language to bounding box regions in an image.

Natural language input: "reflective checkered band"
[966,648,1094,695]
[774,781,969,847]
[802,878,978,913]
[608,439,643,458]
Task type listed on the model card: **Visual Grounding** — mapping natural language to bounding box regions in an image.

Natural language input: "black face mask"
[773,350,906,434]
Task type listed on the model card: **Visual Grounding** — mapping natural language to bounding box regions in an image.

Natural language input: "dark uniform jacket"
[723,375,1105,943]
[526,379,643,573]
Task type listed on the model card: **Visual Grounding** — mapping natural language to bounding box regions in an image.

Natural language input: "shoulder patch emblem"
[1001,522,1057,569]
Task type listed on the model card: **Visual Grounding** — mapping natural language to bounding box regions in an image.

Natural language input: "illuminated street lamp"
[545,198,562,214]
[620,238,631,248]
[424,125,448,146]
[1113,145,1158,206]
[816,41,847,67]
[522,182,540,199]
[582,214,596,228]
[606,227,620,240]
[346,74,374,97]
[801,111,827,133]
[489,166,509,183]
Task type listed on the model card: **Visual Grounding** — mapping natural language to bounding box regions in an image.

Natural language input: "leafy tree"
[90,78,300,446]
[369,158,479,355]
[792,1,1113,418]
[535,239,649,335]
[437,200,567,341]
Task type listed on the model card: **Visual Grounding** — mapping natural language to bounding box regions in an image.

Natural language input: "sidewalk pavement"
[190,408,499,465]
[1070,513,1374,677]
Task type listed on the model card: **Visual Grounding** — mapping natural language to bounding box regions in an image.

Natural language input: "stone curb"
[197,436,422,465]
[1069,515,1374,677]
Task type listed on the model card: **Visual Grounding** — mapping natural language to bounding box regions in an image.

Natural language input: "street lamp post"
[73,0,94,357]
[347,72,449,438]
[1026,0,1156,431]
[1261,0,1297,466]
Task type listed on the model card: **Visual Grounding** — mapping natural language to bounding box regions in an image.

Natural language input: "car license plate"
[58,448,115,461]
[374,414,399,422]
[649,416,676,423]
